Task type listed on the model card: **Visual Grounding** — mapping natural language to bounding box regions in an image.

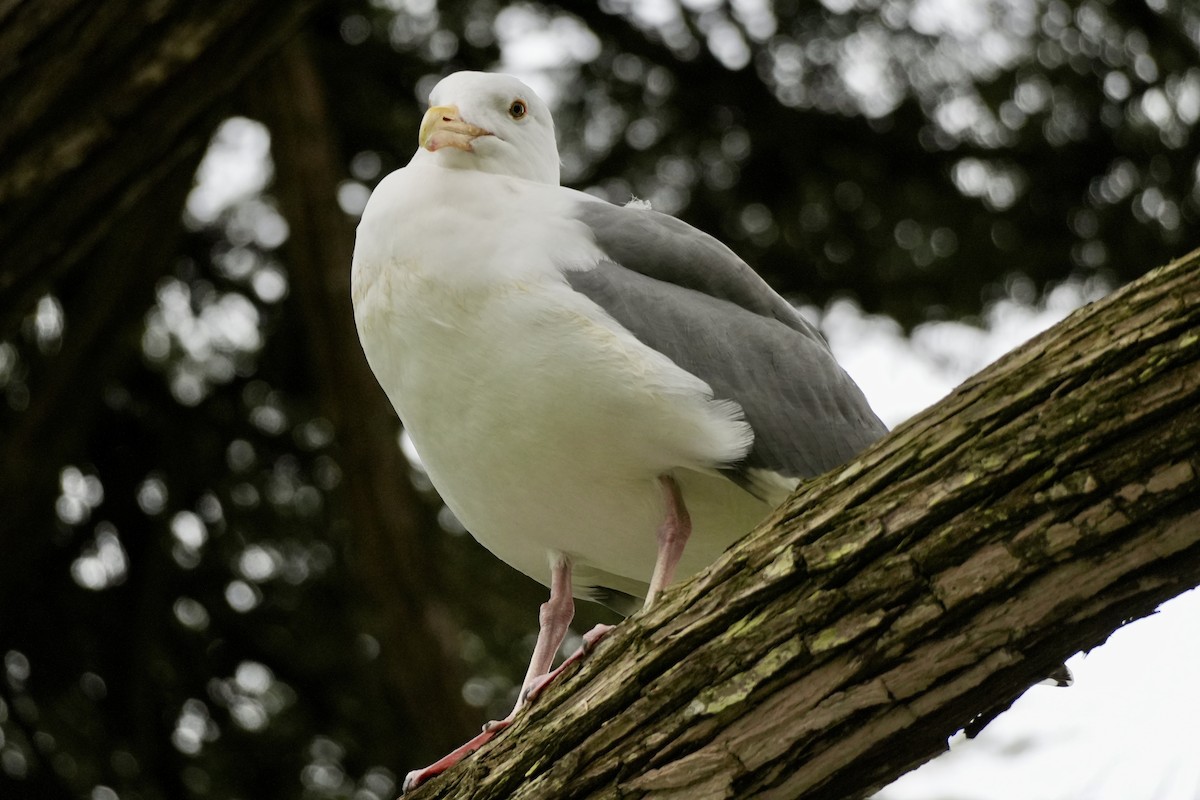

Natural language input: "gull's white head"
[416,71,559,186]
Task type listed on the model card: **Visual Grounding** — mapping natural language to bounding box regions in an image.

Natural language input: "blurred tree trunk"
[246,38,476,757]
[409,248,1200,800]
[0,0,319,635]
[0,122,210,626]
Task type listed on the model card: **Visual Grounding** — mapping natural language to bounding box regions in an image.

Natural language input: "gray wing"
[568,200,887,488]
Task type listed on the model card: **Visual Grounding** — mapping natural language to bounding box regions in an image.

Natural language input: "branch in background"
[0,0,322,335]
[407,248,1200,799]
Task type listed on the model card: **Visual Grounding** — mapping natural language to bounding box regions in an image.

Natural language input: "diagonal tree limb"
[406,247,1200,799]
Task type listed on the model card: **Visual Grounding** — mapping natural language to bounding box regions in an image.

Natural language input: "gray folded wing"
[567,200,887,489]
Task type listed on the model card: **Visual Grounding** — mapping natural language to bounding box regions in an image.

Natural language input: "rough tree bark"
[406,247,1200,800]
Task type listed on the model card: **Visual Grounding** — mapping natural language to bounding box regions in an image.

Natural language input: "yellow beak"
[419,105,492,152]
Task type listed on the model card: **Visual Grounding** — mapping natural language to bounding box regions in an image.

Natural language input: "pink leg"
[530,474,691,700]
[401,729,500,793]
[403,479,690,793]
[529,474,690,698]
[515,556,576,701]
[403,556,579,793]
[644,474,692,610]
[523,622,615,703]
[530,475,688,698]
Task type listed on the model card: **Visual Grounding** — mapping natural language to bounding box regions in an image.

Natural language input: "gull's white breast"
[351,162,771,602]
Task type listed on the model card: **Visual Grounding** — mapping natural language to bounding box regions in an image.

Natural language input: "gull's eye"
[509,100,528,119]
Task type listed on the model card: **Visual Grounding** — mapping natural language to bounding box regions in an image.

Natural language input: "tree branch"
[0,0,321,335]
[406,247,1200,799]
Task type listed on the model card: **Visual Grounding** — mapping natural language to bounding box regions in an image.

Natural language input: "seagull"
[350,71,888,791]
